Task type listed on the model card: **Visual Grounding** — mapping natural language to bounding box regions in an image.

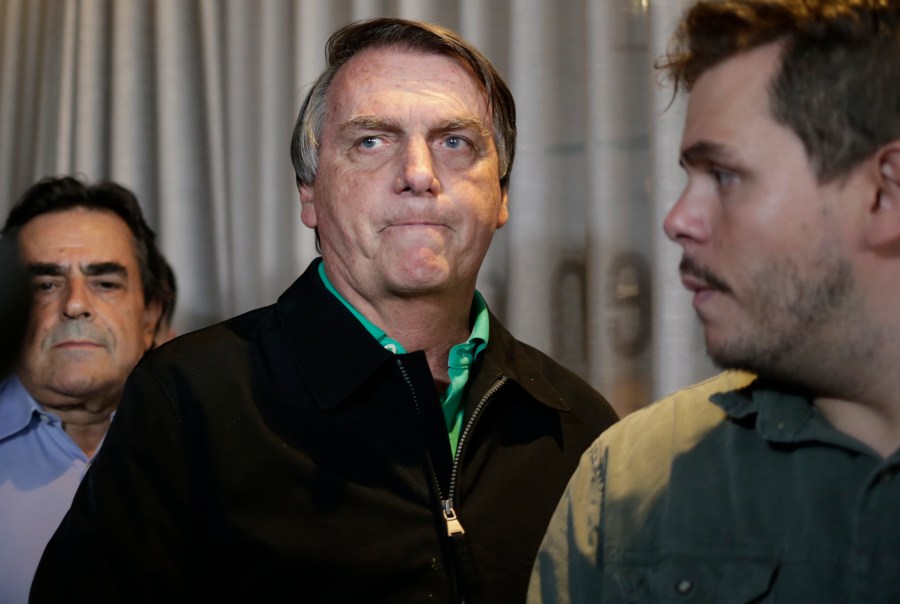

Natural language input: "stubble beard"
[705,247,868,393]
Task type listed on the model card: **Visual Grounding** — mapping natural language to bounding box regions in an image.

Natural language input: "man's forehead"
[336,45,477,80]
[681,43,783,151]
[18,208,140,268]
[329,47,488,110]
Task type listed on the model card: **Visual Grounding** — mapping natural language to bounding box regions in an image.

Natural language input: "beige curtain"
[0,0,716,416]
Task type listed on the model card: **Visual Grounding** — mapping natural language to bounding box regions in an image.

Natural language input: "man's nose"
[62,280,93,320]
[395,138,439,196]
[663,185,711,246]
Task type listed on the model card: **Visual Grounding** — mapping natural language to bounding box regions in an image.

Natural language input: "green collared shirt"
[531,371,900,603]
[318,262,488,456]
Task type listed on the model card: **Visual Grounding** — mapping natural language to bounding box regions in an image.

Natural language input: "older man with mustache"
[30,19,618,604]
[0,176,167,604]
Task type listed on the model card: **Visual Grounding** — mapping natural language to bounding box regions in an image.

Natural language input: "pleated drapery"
[0,0,717,416]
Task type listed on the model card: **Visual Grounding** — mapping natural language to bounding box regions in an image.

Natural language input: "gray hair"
[290,18,517,191]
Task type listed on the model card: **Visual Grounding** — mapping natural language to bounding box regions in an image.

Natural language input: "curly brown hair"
[659,0,900,182]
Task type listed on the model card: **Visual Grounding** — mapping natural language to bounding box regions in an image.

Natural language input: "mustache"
[679,256,733,294]
[44,321,112,349]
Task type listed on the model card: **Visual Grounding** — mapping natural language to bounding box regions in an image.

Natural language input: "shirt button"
[460,356,469,366]
[675,579,694,595]
[384,343,398,353]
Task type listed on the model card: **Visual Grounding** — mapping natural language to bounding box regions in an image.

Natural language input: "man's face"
[17,208,158,410]
[663,43,868,378]
[300,48,509,302]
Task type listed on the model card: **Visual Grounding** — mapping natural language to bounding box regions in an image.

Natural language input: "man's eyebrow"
[81,262,128,278]
[340,115,402,131]
[680,141,737,167]
[339,115,491,138]
[28,263,66,277]
[434,117,491,138]
[28,262,129,278]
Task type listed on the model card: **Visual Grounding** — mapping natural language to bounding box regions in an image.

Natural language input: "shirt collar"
[317,260,489,357]
[710,379,874,452]
[278,259,565,412]
[0,375,52,441]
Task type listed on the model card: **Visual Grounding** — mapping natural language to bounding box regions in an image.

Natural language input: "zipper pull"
[442,499,465,536]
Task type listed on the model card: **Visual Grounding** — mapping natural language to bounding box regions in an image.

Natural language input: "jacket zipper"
[396,358,507,601]
[395,358,508,535]
[442,375,508,536]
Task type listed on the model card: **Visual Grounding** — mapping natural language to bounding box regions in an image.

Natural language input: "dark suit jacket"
[31,259,617,603]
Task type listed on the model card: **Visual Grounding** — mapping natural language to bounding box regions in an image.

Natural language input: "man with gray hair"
[530,1,900,602]
[32,18,617,603]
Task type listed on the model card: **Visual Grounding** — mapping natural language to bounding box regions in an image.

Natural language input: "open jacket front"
[32,259,617,603]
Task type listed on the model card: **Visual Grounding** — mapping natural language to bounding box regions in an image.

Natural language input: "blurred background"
[0,0,717,416]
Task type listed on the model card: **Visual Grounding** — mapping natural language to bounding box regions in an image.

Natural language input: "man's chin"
[388,278,450,298]
[705,337,777,377]
[42,373,120,403]
[704,329,756,372]
[386,259,455,294]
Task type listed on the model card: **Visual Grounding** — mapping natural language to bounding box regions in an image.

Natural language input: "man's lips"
[678,258,732,309]
[678,257,731,294]
[54,340,104,349]
[388,221,446,227]
[382,221,450,234]
[679,273,713,293]
[682,276,718,307]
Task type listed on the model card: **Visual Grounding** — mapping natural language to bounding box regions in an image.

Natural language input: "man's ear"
[299,184,317,229]
[865,145,900,248]
[496,189,509,229]
[143,298,164,351]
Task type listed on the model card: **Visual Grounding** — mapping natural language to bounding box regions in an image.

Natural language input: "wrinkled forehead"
[328,47,490,117]
[18,208,141,269]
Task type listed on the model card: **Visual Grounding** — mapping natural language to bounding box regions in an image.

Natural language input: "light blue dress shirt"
[0,375,93,604]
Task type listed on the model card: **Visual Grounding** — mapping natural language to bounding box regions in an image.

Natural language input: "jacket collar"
[276,259,396,411]
[475,314,571,412]
[276,259,569,413]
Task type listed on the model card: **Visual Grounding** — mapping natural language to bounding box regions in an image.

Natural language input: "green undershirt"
[318,262,489,456]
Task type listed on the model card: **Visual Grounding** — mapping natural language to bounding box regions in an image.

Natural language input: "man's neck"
[764,327,900,457]
[814,395,900,458]
[367,295,473,383]
[812,274,900,457]
[33,392,117,458]
[320,262,478,383]
[56,414,111,458]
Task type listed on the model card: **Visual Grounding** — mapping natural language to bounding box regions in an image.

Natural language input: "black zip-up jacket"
[31,259,617,603]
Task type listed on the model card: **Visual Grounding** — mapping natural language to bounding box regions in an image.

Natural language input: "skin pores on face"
[300,48,509,308]
[663,42,870,381]
[16,208,157,413]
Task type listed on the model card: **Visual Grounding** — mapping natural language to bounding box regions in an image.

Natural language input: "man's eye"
[33,281,56,293]
[359,137,382,150]
[443,136,469,150]
[95,280,122,291]
[710,167,736,188]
